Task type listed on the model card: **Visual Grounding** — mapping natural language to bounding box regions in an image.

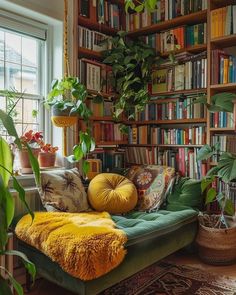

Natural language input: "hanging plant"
[124,0,159,13]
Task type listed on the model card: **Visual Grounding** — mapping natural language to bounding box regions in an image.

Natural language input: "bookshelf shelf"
[91,116,116,121]
[210,83,236,91]
[209,127,235,132]
[124,118,207,125]
[151,88,207,97]
[126,144,204,148]
[160,44,207,58]
[78,16,118,35]
[211,34,236,47]
[96,141,128,146]
[127,10,207,37]
[78,47,102,60]
[87,90,117,99]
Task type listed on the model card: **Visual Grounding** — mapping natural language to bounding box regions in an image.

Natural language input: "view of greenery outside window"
[0,28,45,140]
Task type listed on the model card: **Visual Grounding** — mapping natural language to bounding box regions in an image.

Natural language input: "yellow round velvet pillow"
[88,173,138,214]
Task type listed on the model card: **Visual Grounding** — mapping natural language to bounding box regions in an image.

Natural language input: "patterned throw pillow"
[39,168,90,212]
[127,165,175,211]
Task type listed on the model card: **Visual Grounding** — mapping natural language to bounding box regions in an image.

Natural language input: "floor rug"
[101,262,236,295]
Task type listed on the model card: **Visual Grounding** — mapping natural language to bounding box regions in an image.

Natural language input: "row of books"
[136,98,206,121]
[90,148,125,172]
[79,0,121,30]
[78,26,109,52]
[158,23,206,54]
[86,100,113,117]
[125,146,206,179]
[211,134,236,162]
[152,54,207,93]
[128,126,206,145]
[78,58,113,93]
[210,112,234,128]
[126,0,207,31]
[211,49,236,85]
[211,5,236,39]
[93,122,125,142]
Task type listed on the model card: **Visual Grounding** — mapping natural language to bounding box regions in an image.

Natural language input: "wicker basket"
[196,221,236,265]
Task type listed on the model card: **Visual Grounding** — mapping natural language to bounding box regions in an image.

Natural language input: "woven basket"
[196,222,236,265]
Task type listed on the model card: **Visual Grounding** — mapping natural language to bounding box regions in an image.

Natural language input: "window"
[0,11,47,140]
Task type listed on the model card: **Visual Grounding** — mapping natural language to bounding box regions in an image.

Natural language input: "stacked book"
[86,100,113,117]
[210,112,234,128]
[211,49,236,84]
[125,146,155,165]
[152,52,207,93]
[211,5,236,38]
[79,0,121,30]
[128,126,206,145]
[93,122,125,142]
[126,0,207,30]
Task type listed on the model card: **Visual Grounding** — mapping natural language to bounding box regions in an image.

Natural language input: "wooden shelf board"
[210,83,236,91]
[160,44,207,58]
[78,47,102,60]
[211,34,236,47]
[127,10,207,37]
[87,90,117,99]
[126,144,204,147]
[78,16,117,35]
[209,127,235,132]
[91,116,115,121]
[151,88,207,97]
[124,118,207,125]
[96,141,128,146]
[211,0,236,9]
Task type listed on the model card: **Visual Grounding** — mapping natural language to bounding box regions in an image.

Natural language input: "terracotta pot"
[18,148,40,174]
[38,152,56,168]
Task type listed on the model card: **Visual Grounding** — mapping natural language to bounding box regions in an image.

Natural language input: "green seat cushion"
[112,209,198,246]
[165,177,203,211]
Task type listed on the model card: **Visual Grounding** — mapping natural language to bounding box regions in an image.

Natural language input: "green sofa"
[18,177,203,295]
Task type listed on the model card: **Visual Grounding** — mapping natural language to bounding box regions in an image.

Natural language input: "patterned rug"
[101,262,236,295]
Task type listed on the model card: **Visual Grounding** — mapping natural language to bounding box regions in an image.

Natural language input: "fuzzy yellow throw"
[15,211,127,280]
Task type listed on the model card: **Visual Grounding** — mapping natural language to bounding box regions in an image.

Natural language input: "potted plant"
[102,31,158,132]
[0,109,38,294]
[38,142,59,168]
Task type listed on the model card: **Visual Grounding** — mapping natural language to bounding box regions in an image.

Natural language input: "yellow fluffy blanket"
[15,211,127,280]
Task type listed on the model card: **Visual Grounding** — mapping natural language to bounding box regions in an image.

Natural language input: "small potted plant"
[18,130,43,173]
[38,142,59,168]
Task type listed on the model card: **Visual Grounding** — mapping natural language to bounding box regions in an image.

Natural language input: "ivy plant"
[125,0,159,13]
[0,109,39,295]
[103,31,158,132]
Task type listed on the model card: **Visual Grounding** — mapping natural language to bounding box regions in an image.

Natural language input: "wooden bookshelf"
[126,144,204,147]
[78,47,102,60]
[96,141,128,146]
[127,10,207,37]
[78,16,118,35]
[209,127,235,132]
[124,118,207,125]
[210,83,236,92]
[211,34,236,47]
[151,88,207,97]
[160,44,207,58]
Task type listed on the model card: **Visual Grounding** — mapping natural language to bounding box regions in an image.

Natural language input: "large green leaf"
[197,144,214,161]
[0,275,12,295]
[0,110,21,148]
[0,137,13,187]
[205,188,217,205]
[211,92,236,113]
[224,199,235,216]
[0,266,23,295]
[201,175,215,192]
[5,189,14,227]
[26,144,40,186]
[217,152,236,182]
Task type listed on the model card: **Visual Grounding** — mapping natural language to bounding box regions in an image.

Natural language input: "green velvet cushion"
[165,177,203,211]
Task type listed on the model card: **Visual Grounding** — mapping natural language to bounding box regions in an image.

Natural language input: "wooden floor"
[26,251,236,295]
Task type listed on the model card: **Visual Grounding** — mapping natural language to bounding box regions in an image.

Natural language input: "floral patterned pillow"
[39,168,90,212]
[127,165,175,211]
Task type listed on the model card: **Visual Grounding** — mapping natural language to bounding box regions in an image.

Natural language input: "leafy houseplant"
[102,31,157,132]
[0,110,39,294]
[124,0,159,13]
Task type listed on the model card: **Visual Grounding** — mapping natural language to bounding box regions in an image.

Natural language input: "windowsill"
[9,174,36,189]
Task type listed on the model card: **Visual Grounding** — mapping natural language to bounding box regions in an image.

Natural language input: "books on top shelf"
[128,126,206,145]
[211,5,236,38]
[152,52,207,93]
[125,0,207,31]
[211,49,236,85]
[125,146,206,179]
[211,134,236,162]
[210,112,234,128]
[86,100,113,117]
[136,95,206,121]
[79,0,121,30]
[93,122,125,143]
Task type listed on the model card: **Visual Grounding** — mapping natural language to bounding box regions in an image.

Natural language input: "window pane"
[22,37,37,67]
[0,31,4,61]
[5,32,21,63]
[22,66,38,94]
[0,61,4,89]
[5,62,21,91]
[22,124,39,135]
[11,98,23,123]
[23,99,39,124]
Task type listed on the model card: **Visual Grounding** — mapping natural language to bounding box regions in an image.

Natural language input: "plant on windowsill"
[102,31,158,133]
[38,142,59,168]
[0,109,39,295]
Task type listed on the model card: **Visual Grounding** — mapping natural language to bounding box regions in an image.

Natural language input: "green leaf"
[217,152,236,182]
[0,137,13,187]
[5,189,14,227]
[90,139,95,152]
[12,177,34,221]
[83,160,90,175]
[197,144,214,161]
[26,144,40,186]
[0,110,21,148]
[81,141,87,154]
[135,4,144,12]
[73,145,84,161]
[0,266,23,295]
[201,176,215,192]
[205,187,217,204]
[224,199,235,216]
[4,250,36,282]
[0,275,12,295]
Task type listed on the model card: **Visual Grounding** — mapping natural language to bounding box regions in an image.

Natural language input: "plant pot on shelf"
[196,215,236,265]
[51,105,77,128]
[18,148,40,174]
[38,152,56,168]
